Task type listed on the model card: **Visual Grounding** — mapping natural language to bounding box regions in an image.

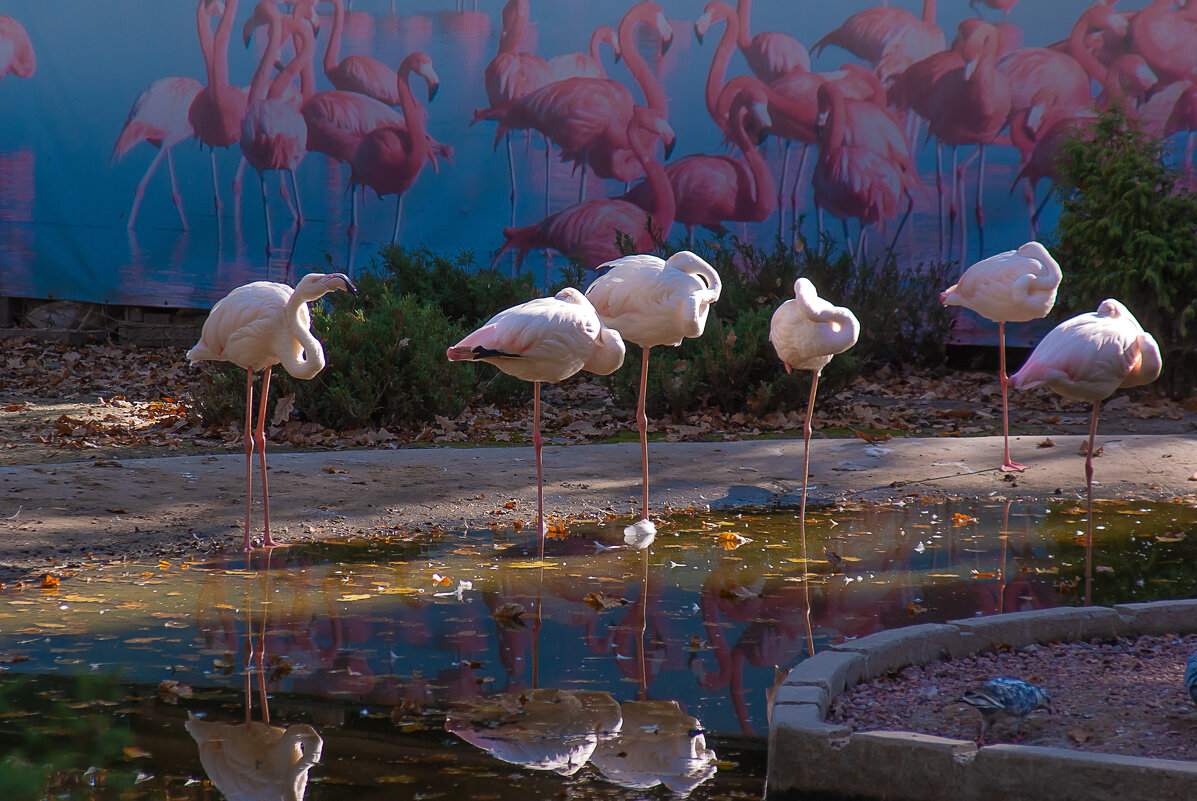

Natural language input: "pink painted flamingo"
[623,84,774,244]
[970,0,1018,15]
[891,18,1011,260]
[112,74,205,229]
[241,2,315,248]
[548,24,619,81]
[997,45,1091,123]
[447,289,625,558]
[1011,299,1161,605]
[491,106,676,272]
[480,0,552,216]
[187,272,358,550]
[810,81,907,259]
[585,251,721,539]
[0,15,35,80]
[941,241,1062,472]
[1007,88,1093,237]
[350,53,440,243]
[768,277,858,657]
[473,3,673,193]
[319,0,402,104]
[1062,2,1132,88]
[1130,0,1197,84]
[736,0,809,83]
[190,0,249,217]
[811,0,945,86]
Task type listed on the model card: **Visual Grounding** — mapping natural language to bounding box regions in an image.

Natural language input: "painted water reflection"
[0,499,1193,798]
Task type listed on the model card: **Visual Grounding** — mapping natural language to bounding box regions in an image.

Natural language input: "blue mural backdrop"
[0,1,1191,330]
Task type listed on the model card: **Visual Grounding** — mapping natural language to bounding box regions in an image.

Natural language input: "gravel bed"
[829,633,1197,762]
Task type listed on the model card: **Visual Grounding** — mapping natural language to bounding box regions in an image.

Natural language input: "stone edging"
[767,600,1197,801]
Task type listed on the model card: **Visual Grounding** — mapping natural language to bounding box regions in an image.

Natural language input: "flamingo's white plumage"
[446,288,625,555]
[584,252,721,538]
[941,240,1062,471]
[1011,298,1161,604]
[187,273,357,550]
[769,277,858,657]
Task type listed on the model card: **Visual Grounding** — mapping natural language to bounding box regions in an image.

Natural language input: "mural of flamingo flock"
[4,1,1196,285]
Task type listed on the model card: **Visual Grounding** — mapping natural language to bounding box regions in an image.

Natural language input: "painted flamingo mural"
[3,0,1197,331]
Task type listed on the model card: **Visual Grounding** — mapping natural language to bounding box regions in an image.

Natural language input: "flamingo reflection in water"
[186,551,324,801]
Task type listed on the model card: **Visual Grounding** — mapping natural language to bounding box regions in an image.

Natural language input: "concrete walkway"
[0,434,1193,574]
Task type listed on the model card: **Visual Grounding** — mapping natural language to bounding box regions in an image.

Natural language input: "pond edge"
[767,600,1197,801]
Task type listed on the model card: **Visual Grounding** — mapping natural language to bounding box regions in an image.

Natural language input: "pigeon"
[1185,652,1197,707]
[961,677,1053,745]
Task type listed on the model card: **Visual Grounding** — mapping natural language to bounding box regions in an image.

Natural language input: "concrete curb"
[767,599,1197,801]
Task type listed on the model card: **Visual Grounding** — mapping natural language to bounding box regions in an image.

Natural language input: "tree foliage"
[1050,104,1197,397]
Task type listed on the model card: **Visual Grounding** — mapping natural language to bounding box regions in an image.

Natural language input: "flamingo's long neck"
[196,0,216,81]
[324,0,345,75]
[212,0,239,90]
[704,4,739,125]
[619,6,668,114]
[249,7,286,104]
[922,0,937,26]
[735,0,753,51]
[588,25,614,76]
[396,62,432,164]
[271,20,315,101]
[498,0,529,55]
[1070,11,1110,84]
[730,98,775,215]
[630,118,674,233]
[822,86,846,153]
[280,292,327,380]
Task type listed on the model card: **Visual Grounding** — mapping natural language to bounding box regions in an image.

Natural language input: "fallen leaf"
[906,601,927,616]
[1037,438,1055,448]
[584,591,629,610]
[40,574,60,589]
[1067,729,1095,744]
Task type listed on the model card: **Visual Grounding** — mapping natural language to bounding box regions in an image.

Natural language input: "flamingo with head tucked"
[1130,0,1197,85]
[1011,299,1161,605]
[941,241,1062,472]
[0,15,36,80]
[769,277,858,658]
[447,289,626,558]
[350,53,441,243]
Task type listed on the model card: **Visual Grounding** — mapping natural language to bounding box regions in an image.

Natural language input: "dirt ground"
[0,338,1194,581]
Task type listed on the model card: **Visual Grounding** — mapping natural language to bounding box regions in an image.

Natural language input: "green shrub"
[1050,104,1197,397]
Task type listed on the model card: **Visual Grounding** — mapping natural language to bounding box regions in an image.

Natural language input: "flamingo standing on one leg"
[446,289,626,559]
[190,0,249,218]
[940,241,1062,472]
[0,14,35,80]
[112,76,204,229]
[584,251,721,540]
[187,273,358,551]
[769,277,859,658]
[350,53,441,244]
[1010,299,1161,606]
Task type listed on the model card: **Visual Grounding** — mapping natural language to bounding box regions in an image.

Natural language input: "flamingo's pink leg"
[128,147,167,230]
[165,148,189,230]
[799,369,819,659]
[533,381,544,561]
[998,322,1026,472]
[1083,402,1098,606]
[256,365,278,547]
[243,369,255,551]
[637,346,651,521]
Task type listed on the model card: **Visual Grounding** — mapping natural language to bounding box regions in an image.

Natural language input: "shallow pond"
[0,498,1194,799]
